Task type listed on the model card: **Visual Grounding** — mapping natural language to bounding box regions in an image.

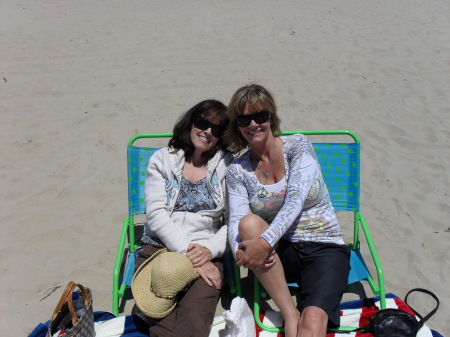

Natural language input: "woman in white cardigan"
[136,100,232,337]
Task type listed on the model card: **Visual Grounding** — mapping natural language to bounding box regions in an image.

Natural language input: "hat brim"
[132,249,177,319]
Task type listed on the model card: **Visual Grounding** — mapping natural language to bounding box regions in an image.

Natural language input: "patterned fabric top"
[143,176,216,245]
[174,176,216,212]
[249,177,287,223]
[227,134,344,254]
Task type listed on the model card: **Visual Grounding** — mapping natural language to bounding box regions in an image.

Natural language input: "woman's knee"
[238,214,268,240]
[299,306,328,333]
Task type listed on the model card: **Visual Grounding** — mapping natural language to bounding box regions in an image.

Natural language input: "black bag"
[361,288,439,337]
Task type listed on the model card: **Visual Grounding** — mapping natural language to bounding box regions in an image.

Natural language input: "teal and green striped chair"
[248,130,385,333]
[112,133,238,315]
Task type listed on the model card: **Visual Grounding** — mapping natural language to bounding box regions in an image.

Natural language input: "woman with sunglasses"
[225,84,350,337]
[136,99,232,337]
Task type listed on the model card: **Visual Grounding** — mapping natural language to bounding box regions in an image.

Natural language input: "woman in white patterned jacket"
[136,99,232,337]
[225,84,350,337]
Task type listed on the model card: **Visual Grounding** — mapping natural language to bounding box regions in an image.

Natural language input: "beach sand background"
[1,1,449,336]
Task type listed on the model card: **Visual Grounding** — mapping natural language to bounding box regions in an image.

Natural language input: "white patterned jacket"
[142,146,232,259]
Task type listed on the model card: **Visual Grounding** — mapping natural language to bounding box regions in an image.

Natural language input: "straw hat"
[132,249,198,319]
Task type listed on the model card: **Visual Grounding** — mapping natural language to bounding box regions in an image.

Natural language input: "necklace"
[257,162,270,178]
[252,139,277,198]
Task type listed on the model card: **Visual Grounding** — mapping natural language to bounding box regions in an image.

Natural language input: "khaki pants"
[136,244,223,337]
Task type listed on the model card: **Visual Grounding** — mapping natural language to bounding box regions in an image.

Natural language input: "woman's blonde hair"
[225,83,281,153]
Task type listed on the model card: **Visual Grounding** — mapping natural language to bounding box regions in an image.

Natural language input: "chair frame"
[112,132,240,315]
[249,130,385,333]
[113,133,171,315]
[112,130,385,328]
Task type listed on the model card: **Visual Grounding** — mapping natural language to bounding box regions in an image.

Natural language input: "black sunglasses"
[193,116,223,138]
[236,110,271,127]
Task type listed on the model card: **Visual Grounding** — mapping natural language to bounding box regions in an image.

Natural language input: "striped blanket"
[28,294,444,337]
[249,294,443,337]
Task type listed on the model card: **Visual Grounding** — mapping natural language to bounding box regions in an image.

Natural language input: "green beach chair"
[112,133,238,315]
[246,130,385,333]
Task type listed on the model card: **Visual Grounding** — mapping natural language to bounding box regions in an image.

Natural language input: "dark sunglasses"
[193,116,223,138]
[236,110,271,127]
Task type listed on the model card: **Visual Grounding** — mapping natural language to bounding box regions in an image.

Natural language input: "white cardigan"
[143,147,232,259]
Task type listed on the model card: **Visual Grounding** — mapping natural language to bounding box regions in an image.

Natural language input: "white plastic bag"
[223,297,256,337]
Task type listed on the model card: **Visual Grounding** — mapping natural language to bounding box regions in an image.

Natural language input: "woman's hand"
[236,237,275,269]
[264,249,276,268]
[186,243,212,267]
[194,261,222,290]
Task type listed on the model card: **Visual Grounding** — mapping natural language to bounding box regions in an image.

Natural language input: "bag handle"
[404,288,439,327]
[51,281,91,327]
[51,281,76,321]
[328,288,440,335]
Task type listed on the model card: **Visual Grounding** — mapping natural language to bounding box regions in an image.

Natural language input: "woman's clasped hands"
[236,237,276,270]
[186,243,221,290]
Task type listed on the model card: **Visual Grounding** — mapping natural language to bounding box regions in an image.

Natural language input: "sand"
[1,0,449,336]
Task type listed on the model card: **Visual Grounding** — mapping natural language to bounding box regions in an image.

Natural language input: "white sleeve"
[226,162,250,258]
